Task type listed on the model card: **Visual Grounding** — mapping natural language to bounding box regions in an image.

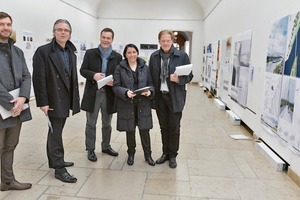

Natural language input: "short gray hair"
[53,19,72,33]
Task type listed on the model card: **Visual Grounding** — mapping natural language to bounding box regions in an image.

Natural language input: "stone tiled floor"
[1,84,300,199]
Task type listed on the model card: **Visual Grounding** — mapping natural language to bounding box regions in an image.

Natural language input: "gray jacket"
[149,47,193,113]
[0,38,32,128]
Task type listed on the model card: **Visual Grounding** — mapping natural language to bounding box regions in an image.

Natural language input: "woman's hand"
[127,90,136,98]
[141,90,151,97]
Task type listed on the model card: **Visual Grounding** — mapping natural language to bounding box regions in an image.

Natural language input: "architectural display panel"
[230,30,252,108]
[262,12,300,155]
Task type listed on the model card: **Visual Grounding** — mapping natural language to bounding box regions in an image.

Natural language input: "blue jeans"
[85,89,112,151]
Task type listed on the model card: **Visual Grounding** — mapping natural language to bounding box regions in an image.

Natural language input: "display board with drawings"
[261,11,300,155]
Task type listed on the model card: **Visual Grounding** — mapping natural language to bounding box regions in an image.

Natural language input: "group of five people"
[0,11,193,190]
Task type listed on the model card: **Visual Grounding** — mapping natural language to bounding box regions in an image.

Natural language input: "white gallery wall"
[1,0,204,83]
[96,0,204,82]
[1,0,99,47]
[1,0,99,83]
[203,0,300,177]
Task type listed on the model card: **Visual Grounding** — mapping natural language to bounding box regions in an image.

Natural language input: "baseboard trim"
[288,167,300,188]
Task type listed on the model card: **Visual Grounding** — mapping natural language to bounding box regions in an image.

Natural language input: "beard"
[0,30,12,42]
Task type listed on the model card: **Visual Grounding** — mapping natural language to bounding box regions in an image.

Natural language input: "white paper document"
[133,86,151,95]
[47,116,53,133]
[0,88,29,120]
[97,75,113,89]
[229,134,250,140]
[174,64,193,76]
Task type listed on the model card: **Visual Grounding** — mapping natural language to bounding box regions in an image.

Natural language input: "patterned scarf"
[159,46,174,82]
[98,45,112,73]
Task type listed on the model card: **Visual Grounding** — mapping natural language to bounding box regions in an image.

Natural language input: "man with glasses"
[80,28,122,162]
[33,19,80,183]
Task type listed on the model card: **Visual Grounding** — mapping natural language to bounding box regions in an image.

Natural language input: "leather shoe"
[49,161,74,168]
[156,154,169,164]
[64,161,74,167]
[145,156,155,166]
[0,180,32,191]
[127,155,134,165]
[88,149,97,162]
[169,157,177,168]
[102,147,118,157]
[55,172,77,183]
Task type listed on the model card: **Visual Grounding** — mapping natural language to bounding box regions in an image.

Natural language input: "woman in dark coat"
[113,44,155,166]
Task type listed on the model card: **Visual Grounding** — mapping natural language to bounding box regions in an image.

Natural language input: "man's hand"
[170,73,179,83]
[40,106,54,116]
[10,97,26,117]
[106,80,113,86]
[93,73,105,81]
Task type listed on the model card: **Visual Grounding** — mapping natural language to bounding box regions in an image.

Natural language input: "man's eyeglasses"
[55,28,71,33]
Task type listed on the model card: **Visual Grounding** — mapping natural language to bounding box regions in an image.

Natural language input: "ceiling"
[195,0,222,19]
[60,0,222,20]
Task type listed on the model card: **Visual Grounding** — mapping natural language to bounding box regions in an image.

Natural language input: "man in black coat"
[80,28,122,162]
[33,19,80,183]
[149,30,193,168]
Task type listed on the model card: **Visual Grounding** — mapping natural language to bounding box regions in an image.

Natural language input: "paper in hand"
[97,75,113,89]
[133,86,151,95]
[0,88,29,119]
[174,64,193,76]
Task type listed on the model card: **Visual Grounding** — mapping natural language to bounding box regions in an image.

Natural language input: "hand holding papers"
[133,86,151,95]
[174,64,193,76]
[0,88,29,120]
[97,74,113,89]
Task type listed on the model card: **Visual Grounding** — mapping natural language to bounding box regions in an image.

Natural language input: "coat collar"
[50,37,77,52]
[119,57,146,70]
[95,48,118,60]
[153,46,180,57]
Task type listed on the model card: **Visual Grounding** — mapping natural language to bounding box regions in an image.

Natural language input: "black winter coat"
[80,48,122,114]
[113,57,154,132]
[32,39,80,118]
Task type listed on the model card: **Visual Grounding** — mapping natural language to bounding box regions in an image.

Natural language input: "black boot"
[145,156,155,166]
[127,155,134,165]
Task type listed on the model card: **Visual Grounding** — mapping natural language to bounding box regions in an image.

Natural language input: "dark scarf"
[159,46,175,82]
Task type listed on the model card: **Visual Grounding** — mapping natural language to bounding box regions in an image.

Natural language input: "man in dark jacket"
[149,30,193,168]
[0,11,32,191]
[80,28,122,162]
[33,19,80,183]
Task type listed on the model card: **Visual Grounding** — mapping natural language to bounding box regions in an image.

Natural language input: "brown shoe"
[0,180,32,191]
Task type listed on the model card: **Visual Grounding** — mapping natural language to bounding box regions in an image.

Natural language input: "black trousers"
[156,93,182,158]
[126,129,151,157]
[47,116,67,175]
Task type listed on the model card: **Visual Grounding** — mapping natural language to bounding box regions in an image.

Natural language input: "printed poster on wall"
[210,41,218,95]
[261,11,300,155]
[21,30,35,97]
[230,30,252,108]
[218,37,232,105]
[203,43,213,89]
